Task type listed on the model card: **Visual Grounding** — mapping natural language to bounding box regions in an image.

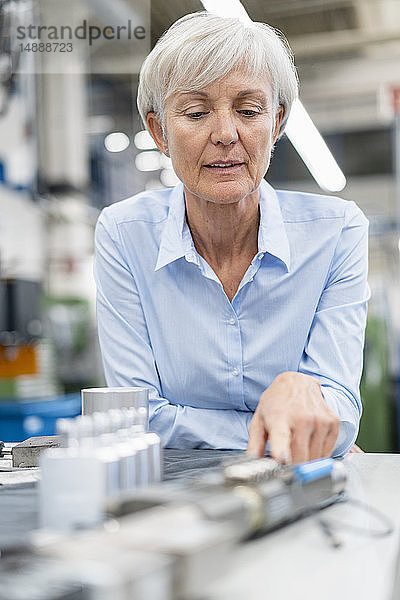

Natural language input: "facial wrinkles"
[167,94,273,158]
[159,71,279,206]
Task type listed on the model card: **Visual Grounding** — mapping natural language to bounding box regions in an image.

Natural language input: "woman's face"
[147,68,283,207]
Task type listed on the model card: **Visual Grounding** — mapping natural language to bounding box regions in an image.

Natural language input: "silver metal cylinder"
[81,387,149,424]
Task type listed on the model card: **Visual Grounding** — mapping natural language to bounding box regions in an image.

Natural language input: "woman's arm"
[95,216,252,449]
[248,202,369,461]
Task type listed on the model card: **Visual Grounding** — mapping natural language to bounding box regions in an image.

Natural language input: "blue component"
[0,394,81,442]
[293,458,334,483]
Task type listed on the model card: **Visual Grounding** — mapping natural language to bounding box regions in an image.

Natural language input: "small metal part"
[232,485,265,533]
[223,457,280,484]
[0,441,12,457]
[12,436,61,468]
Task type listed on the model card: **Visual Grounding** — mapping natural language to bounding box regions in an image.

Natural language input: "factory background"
[0,0,399,452]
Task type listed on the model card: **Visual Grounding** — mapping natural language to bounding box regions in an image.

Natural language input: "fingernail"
[278,453,290,464]
[246,449,260,458]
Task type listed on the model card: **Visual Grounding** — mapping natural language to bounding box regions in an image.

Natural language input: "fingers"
[267,423,292,464]
[321,414,340,458]
[290,417,313,463]
[247,413,268,458]
[248,373,342,465]
[308,417,333,461]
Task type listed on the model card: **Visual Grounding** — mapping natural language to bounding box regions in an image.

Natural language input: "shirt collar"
[258,179,291,271]
[155,179,291,272]
[155,183,193,271]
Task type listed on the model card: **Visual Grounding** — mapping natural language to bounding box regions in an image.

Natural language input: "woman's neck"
[184,189,260,270]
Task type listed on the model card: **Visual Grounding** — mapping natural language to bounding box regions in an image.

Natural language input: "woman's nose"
[210,112,239,146]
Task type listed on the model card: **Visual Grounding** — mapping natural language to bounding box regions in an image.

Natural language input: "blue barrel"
[0,394,81,442]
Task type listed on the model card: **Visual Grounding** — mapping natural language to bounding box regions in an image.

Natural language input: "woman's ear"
[272,105,284,142]
[146,113,169,156]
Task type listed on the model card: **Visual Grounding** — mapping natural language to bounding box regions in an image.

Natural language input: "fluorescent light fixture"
[285,100,346,192]
[104,132,130,153]
[159,154,173,170]
[135,150,162,171]
[160,168,180,187]
[200,0,346,193]
[134,130,157,150]
[200,0,251,22]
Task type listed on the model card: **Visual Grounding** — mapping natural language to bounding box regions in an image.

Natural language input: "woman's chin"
[184,181,259,206]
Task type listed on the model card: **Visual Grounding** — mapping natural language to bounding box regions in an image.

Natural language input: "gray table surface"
[1,451,399,600]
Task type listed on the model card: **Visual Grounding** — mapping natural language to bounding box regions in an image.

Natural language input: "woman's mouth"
[203,161,245,173]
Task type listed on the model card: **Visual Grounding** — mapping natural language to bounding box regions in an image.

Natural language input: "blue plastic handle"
[293,458,334,483]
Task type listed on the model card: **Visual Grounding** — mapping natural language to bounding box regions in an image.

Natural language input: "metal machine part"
[39,408,162,531]
[0,550,173,600]
[35,456,346,599]
[81,387,149,418]
[11,436,61,468]
[109,456,347,538]
[223,456,280,484]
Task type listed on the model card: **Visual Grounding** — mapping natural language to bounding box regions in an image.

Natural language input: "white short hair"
[137,11,298,138]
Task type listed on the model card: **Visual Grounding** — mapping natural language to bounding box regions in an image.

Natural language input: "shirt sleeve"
[94,212,252,450]
[298,201,370,457]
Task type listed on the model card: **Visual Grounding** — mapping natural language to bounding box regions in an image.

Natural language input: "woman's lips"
[203,161,245,173]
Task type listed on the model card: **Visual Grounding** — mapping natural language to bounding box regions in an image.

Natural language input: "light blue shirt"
[94,179,369,456]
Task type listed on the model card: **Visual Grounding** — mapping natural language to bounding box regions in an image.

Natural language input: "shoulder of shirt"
[98,188,173,229]
[274,188,368,227]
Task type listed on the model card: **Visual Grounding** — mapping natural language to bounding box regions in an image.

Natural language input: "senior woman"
[94,12,369,463]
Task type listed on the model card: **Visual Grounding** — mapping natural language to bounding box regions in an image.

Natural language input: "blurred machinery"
[0,278,42,383]
[0,448,346,600]
[0,0,25,115]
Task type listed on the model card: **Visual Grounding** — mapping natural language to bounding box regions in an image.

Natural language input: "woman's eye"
[238,110,259,117]
[186,112,207,119]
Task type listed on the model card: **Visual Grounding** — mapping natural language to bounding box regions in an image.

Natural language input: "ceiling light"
[200,0,251,23]
[135,151,162,171]
[200,1,346,193]
[160,169,180,187]
[285,100,346,192]
[134,130,157,150]
[104,132,130,153]
[159,154,173,170]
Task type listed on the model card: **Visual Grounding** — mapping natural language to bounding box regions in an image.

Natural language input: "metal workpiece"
[142,431,163,482]
[106,456,346,543]
[36,456,346,598]
[197,457,346,536]
[223,456,281,484]
[0,549,173,600]
[117,437,139,492]
[289,459,347,507]
[191,477,294,537]
[11,437,59,469]
[329,459,347,495]
[0,441,12,458]
[129,436,149,487]
[36,504,235,600]
[81,387,149,420]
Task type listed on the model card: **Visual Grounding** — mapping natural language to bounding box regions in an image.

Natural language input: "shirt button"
[232,368,239,376]
[258,253,264,260]
[228,317,236,325]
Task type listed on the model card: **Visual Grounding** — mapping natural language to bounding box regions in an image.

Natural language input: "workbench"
[0,451,399,600]
[206,453,400,600]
